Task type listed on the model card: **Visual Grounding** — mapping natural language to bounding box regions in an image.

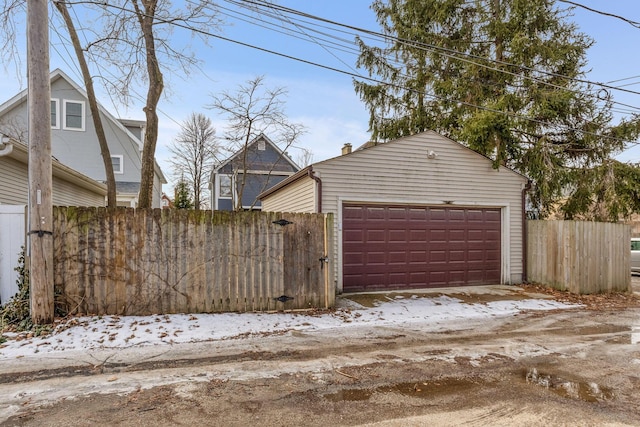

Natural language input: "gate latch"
[319,256,329,269]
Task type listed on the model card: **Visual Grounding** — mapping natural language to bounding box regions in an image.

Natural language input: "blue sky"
[1,0,640,187]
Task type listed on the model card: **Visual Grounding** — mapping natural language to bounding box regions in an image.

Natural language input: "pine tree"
[355,0,640,219]
[174,179,193,210]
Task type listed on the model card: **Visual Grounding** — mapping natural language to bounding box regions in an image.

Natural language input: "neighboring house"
[209,134,300,211]
[0,69,166,208]
[0,137,107,206]
[0,136,107,306]
[161,193,174,209]
[260,131,530,293]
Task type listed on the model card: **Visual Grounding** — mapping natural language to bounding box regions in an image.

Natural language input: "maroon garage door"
[342,205,501,292]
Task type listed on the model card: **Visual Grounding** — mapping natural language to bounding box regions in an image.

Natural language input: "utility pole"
[27,0,54,324]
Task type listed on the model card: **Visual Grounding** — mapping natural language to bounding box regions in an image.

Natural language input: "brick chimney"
[341,143,352,155]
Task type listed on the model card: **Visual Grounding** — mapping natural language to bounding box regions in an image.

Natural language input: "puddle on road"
[324,378,478,402]
[324,370,615,404]
[544,324,639,345]
[548,324,630,336]
[524,368,614,402]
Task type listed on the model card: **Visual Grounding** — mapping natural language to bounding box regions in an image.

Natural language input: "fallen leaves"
[520,283,640,310]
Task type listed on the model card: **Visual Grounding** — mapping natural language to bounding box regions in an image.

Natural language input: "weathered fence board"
[527,220,630,294]
[53,207,332,315]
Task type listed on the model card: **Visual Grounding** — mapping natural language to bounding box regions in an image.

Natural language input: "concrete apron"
[339,284,555,309]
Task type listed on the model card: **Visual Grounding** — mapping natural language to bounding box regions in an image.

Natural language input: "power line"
[229,0,640,101]
[558,0,640,29]
[57,0,640,149]
[212,0,640,124]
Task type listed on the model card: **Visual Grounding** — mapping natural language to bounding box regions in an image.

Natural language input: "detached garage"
[260,131,529,294]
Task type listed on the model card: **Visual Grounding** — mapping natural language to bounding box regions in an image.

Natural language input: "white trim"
[335,197,512,293]
[240,170,296,176]
[111,155,124,174]
[62,99,85,131]
[50,98,60,129]
[218,174,233,199]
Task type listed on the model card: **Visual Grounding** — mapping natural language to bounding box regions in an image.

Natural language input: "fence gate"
[0,205,25,305]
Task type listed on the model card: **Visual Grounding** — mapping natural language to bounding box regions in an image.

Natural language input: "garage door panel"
[388,230,407,242]
[408,209,428,221]
[429,251,447,262]
[429,231,447,243]
[343,204,501,292]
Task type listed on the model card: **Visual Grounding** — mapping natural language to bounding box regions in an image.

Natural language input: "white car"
[632,238,640,275]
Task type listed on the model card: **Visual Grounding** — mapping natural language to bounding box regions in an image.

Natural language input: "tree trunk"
[135,0,164,209]
[54,0,117,208]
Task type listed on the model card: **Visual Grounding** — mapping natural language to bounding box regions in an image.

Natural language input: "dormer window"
[111,155,124,174]
[63,100,85,131]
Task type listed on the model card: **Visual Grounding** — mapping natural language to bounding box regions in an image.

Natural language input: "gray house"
[260,131,530,293]
[0,136,107,306]
[0,69,166,208]
[209,134,299,211]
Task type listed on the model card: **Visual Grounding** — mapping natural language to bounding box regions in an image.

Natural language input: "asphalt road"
[1,286,639,427]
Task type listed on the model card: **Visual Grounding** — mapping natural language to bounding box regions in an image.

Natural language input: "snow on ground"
[0,294,577,359]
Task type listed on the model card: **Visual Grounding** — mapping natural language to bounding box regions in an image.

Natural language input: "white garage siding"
[0,156,29,204]
[261,173,317,213]
[0,142,107,206]
[263,131,528,293]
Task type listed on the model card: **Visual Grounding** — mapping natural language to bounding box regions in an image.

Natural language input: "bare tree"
[54,0,117,208]
[86,1,222,208]
[2,0,223,209]
[168,112,220,210]
[295,147,314,168]
[208,76,305,211]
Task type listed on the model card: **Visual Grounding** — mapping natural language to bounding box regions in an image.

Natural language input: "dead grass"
[520,283,640,310]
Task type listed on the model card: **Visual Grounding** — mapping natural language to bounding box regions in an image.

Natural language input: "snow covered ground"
[0,290,577,360]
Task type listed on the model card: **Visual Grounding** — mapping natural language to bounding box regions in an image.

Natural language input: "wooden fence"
[53,207,333,315]
[527,220,630,294]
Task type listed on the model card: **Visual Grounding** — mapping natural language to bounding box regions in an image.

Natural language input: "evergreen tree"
[174,179,193,210]
[355,0,640,219]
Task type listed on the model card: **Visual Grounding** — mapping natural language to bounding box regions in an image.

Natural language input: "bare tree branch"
[208,76,305,211]
[168,112,221,210]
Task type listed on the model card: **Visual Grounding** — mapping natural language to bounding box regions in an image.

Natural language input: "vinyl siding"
[262,175,316,213]
[1,150,105,207]
[0,156,29,204]
[271,131,528,292]
[51,175,106,206]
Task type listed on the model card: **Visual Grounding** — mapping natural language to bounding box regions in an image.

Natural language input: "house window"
[111,155,124,174]
[51,99,60,129]
[63,100,85,131]
[258,140,266,151]
[219,174,232,198]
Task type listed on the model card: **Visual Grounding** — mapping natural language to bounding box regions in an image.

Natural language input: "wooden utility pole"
[27,0,54,324]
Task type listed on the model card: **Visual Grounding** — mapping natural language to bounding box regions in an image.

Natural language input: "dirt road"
[2,286,640,426]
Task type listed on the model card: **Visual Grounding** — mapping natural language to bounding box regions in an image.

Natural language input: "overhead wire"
[558,0,640,29]
[213,0,640,130]
[229,0,640,101]
[57,0,640,149]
